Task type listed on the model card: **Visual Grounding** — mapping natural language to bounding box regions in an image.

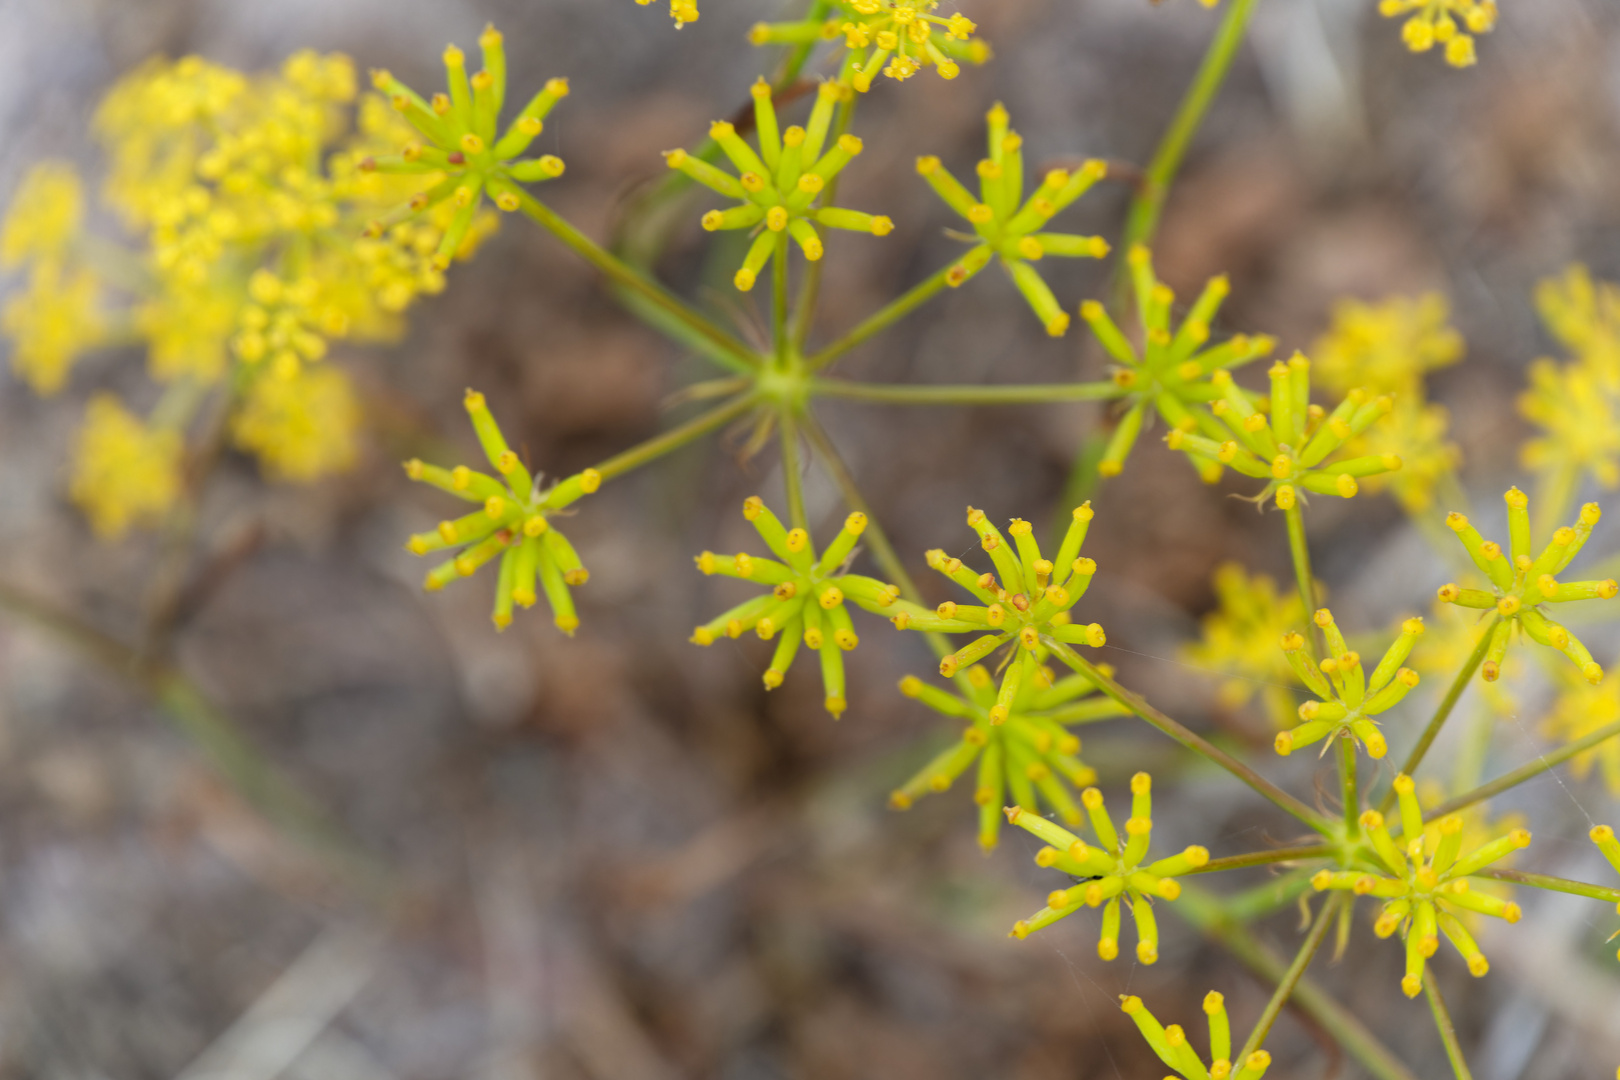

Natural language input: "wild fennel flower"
[1168,353,1400,509]
[890,661,1125,849]
[749,3,988,92]
[404,389,600,634]
[0,160,83,267]
[364,25,568,268]
[1006,773,1210,962]
[1519,356,1620,490]
[1314,773,1528,997]
[231,364,361,482]
[1310,293,1463,399]
[1535,264,1620,379]
[1379,0,1497,67]
[1181,562,1304,729]
[1275,610,1423,759]
[665,79,893,292]
[70,395,184,539]
[1083,246,1275,480]
[917,104,1109,336]
[1592,825,1620,962]
[692,501,901,718]
[1539,666,1620,796]
[1,262,105,395]
[1437,488,1617,683]
[890,504,1107,717]
[636,0,698,28]
[1354,398,1459,513]
[1119,992,1272,1080]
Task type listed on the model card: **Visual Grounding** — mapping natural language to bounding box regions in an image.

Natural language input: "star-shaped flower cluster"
[1275,609,1423,760]
[1119,992,1273,1080]
[1182,563,1305,729]
[749,2,988,92]
[1378,0,1497,68]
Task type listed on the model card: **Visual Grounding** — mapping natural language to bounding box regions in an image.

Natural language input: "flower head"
[1182,563,1304,729]
[1379,0,1497,67]
[1,262,105,395]
[1006,773,1210,962]
[1,160,83,268]
[692,500,901,717]
[749,2,988,92]
[231,364,360,482]
[1353,398,1460,513]
[1519,356,1620,490]
[665,79,892,292]
[1118,991,1272,1080]
[1168,352,1401,509]
[636,0,698,28]
[364,26,566,267]
[1539,664,1620,796]
[890,661,1125,849]
[1535,264,1620,380]
[1310,293,1463,399]
[918,105,1110,335]
[1275,610,1423,760]
[889,504,1108,718]
[70,395,183,538]
[1314,773,1529,997]
[404,389,599,633]
[1437,488,1616,683]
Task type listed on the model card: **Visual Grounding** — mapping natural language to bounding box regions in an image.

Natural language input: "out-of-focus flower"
[69,395,183,538]
[1378,0,1497,67]
[231,364,360,482]
[1311,293,1463,399]
[1181,562,1304,729]
[749,2,989,91]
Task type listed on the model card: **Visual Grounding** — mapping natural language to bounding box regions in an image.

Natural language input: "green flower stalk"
[405,390,599,634]
[916,104,1110,336]
[1168,352,1401,509]
[692,499,901,717]
[1119,991,1273,1080]
[1438,487,1618,683]
[364,25,569,267]
[665,79,893,293]
[1085,245,1275,479]
[1313,773,1529,998]
[1595,825,1620,962]
[889,504,1108,720]
[1007,773,1209,961]
[889,660,1126,849]
[748,3,988,92]
[1275,610,1424,760]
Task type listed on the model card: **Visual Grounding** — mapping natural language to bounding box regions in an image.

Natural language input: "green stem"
[810,379,1126,406]
[804,262,956,372]
[1185,845,1332,876]
[1043,640,1334,834]
[511,188,759,374]
[773,232,790,366]
[1236,890,1344,1062]
[1479,868,1620,905]
[1339,734,1359,830]
[1427,717,1620,821]
[1220,866,1319,922]
[1118,0,1263,256]
[592,393,759,482]
[1283,503,1321,658]
[1174,884,1418,1080]
[1425,978,1474,1080]
[779,406,809,531]
[1379,619,1496,813]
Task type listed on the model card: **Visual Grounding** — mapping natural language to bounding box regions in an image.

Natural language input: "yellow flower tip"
[700,210,725,232]
[463,388,487,411]
[430,93,451,116]
[554,613,580,636]
[824,695,847,718]
[1503,902,1523,923]
[709,119,736,140]
[442,44,466,68]
[437,520,460,545]
[915,155,941,176]
[866,215,895,237]
[1467,955,1490,977]
[460,133,485,155]
[1126,817,1152,837]
[1504,486,1528,510]
[1079,299,1106,323]
[564,568,589,587]
[1244,1052,1271,1074]
[1445,511,1470,532]
[494,191,520,212]
[1510,827,1532,850]
[492,610,512,631]
[1361,809,1387,830]
[1003,804,1025,825]
[1079,786,1104,811]
[1210,1064,1231,1080]
[1402,616,1426,635]
[1159,878,1182,900]
[1275,485,1297,510]
[663,148,689,169]
[1310,868,1335,892]
[1581,502,1603,526]
[1136,940,1158,965]
[1584,662,1605,684]
[1279,630,1306,653]
[1203,990,1225,1014]
[1098,460,1123,478]
[523,515,548,538]
[1365,732,1388,758]
[967,203,994,225]
[1401,974,1423,998]
[1391,773,1415,797]
[1084,623,1106,647]
[1045,888,1070,910]
[733,268,757,291]
[1593,825,1615,843]
[691,627,716,646]
[1044,312,1071,337]
[1073,501,1095,523]
[818,585,844,610]
[1130,771,1151,796]
[834,628,859,651]
[1336,474,1359,498]
[1010,920,1032,940]
[512,586,537,609]
[406,536,431,556]
[1274,731,1294,756]
[1482,660,1501,682]
[1437,583,1461,603]
[423,572,446,593]
[1018,625,1040,651]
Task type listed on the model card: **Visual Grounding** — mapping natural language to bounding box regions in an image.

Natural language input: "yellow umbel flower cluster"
[1120,992,1272,1080]
[231,365,361,482]
[1438,488,1616,683]
[692,500,901,717]
[750,2,988,92]
[1314,774,1528,997]
[1276,610,1423,759]
[1379,0,1497,67]
[405,390,600,633]
[1007,773,1209,961]
[69,395,184,539]
[918,104,1110,336]
[1181,563,1304,729]
[1520,266,1620,507]
[1539,668,1620,796]
[666,79,892,292]
[890,661,1124,848]
[636,0,698,28]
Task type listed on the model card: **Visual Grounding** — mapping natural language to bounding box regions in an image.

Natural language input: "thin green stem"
[1043,640,1334,834]
[773,233,790,366]
[805,262,956,372]
[592,393,759,482]
[1379,619,1496,813]
[1236,890,1345,1062]
[1479,868,1620,905]
[810,379,1126,406]
[1427,717,1620,821]
[1283,503,1321,658]
[1174,884,1419,1080]
[1339,734,1359,830]
[779,406,809,531]
[1425,978,1474,1080]
[1185,845,1332,875]
[1118,0,1262,257]
[511,188,759,374]
[1221,866,1319,922]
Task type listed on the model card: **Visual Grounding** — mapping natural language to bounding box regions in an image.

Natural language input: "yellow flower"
[1351,398,1459,513]
[1180,562,1303,729]
[231,364,361,482]
[1,161,83,267]
[1540,663,1620,796]
[1,262,105,395]
[1118,992,1272,1080]
[1310,293,1463,399]
[1590,825,1620,962]
[1534,264,1620,382]
[1274,610,1424,760]
[1520,353,1620,490]
[750,2,989,92]
[1378,0,1497,67]
[1412,599,1517,715]
[636,0,698,27]
[70,395,184,538]
[138,278,241,384]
